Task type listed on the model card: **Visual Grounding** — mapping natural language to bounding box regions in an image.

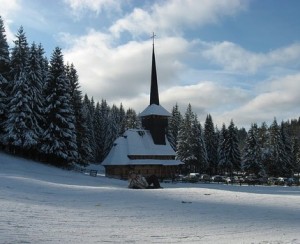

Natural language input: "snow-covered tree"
[218,123,228,174]
[267,118,288,176]
[93,100,110,162]
[25,43,47,154]
[226,120,241,172]
[3,27,35,154]
[168,103,182,151]
[66,63,92,165]
[218,121,241,175]
[204,114,218,175]
[242,123,265,176]
[41,47,77,167]
[125,108,139,129]
[119,103,126,135]
[291,137,300,177]
[191,115,208,172]
[82,94,96,162]
[280,122,293,175]
[0,16,10,146]
[104,104,121,159]
[0,16,10,80]
[177,104,195,172]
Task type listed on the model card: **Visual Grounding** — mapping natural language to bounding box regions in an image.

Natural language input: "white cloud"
[0,0,20,43]
[63,31,190,105]
[110,0,247,37]
[60,0,299,129]
[217,73,300,127]
[64,0,121,17]
[0,0,20,18]
[203,41,300,74]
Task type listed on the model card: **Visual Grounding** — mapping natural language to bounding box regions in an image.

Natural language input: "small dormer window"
[137,130,145,137]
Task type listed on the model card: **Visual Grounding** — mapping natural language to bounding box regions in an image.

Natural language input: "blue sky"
[1,0,300,128]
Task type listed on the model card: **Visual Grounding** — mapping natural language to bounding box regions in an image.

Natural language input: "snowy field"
[1,152,300,244]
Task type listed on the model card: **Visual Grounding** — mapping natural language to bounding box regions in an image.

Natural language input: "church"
[102,40,183,179]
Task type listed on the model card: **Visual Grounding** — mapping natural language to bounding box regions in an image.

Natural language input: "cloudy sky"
[1,0,300,129]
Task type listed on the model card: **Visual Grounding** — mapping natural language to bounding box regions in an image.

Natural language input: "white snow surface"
[1,152,300,244]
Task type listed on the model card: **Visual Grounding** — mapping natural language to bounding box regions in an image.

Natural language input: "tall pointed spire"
[150,33,159,105]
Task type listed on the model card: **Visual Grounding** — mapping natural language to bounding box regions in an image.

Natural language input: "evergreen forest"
[1,16,300,177]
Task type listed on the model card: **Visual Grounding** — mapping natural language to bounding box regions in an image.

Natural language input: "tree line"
[0,17,139,167]
[169,103,300,177]
[1,16,300,177]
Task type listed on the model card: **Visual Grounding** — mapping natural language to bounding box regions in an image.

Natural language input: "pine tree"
[218,121,241,175]
[0,16,10,146]
[36,43,48,88]
[218,123,228,174]
[0,16,10,80]
[191,115,208,172]
[176,104,195,172]
[82,94,96,162]
[267,118,288,176]
[168,103,182,151]
[3,27,34,154]
[119,103,126,135]
[66,63,92,165]
[41,47,77,167]
[226,120,241,173]
[204,114,218,175]
[291,137,300,178]
[25,42,46,155]
[104,104,121,159]
[125,108,138,129]
[280,122,293,175]
[242,123,265,176]
[93,100,110,162]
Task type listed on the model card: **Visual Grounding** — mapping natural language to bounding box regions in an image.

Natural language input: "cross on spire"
[151,32,156,46]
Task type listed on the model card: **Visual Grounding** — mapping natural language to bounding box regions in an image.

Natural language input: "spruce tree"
[66,63,92,165]
[218,123,228,174]
[291,137,300,179]
[104,104,120,159]
[93,100,110,162]
[0,16,10,80]
[3,27,33,154]
[267,118,288,176]
[204,114,218,175]
[226,120,241,173]
[191,116,208,172]
[242,123,265,176]
[280,122,293,175]
[125,108,138,129]
[119,103,126,135]
[168,103,182,151]
[82,94,96,162]
[25,42,46,156]
[0,16,10,146]
[41,47,77,166]
[176,104,195,172]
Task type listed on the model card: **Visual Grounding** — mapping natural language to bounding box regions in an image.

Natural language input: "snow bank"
[1,152,299,243]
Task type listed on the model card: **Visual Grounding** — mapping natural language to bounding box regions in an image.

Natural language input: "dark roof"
[150,45,159,105]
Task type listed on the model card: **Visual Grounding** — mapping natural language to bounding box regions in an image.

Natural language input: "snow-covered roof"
[102,129,182,166]
[139,104,171,117]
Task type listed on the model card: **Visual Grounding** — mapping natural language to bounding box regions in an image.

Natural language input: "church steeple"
[150,44,159,105]
[139,34,171,145]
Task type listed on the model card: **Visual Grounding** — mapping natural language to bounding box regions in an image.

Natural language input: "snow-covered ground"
[1,152,300,244]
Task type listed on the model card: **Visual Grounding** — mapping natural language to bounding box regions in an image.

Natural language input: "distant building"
[102,42,183,179]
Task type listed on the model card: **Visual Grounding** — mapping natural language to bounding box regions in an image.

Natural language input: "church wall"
[105,165,179,180]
